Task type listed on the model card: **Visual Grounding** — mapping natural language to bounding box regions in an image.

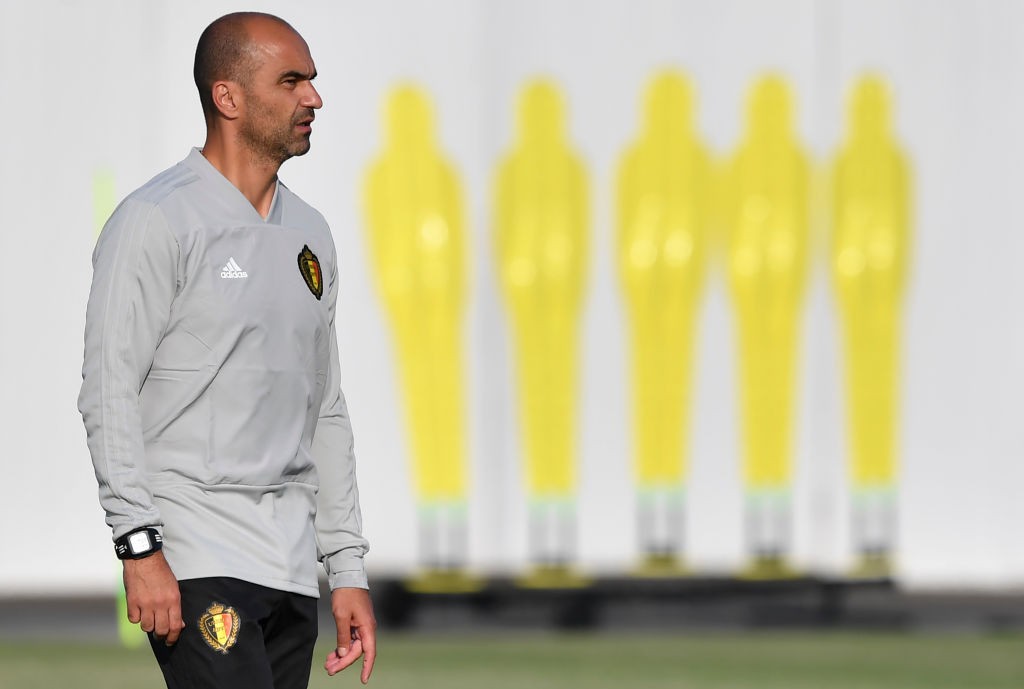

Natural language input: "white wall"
[0,0,1021,594]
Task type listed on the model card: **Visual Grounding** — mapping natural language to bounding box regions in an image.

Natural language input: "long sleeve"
[312,247,370,590]
[78,199,178,540]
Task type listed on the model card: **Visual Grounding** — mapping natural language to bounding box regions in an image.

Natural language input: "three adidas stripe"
[220,257,248,279]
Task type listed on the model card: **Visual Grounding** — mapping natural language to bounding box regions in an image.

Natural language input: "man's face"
[237,24,323,165]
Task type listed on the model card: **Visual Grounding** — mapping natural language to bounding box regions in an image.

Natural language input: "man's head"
[194,12,322,164]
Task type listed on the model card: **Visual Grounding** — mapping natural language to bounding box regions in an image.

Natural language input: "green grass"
[1,632,1021,689]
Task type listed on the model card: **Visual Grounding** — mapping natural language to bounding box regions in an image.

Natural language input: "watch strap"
[114,526,164,560]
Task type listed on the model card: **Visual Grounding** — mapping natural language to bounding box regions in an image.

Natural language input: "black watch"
[114,527,163,560]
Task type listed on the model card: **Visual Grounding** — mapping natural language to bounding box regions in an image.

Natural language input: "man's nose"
[302,83,323,110]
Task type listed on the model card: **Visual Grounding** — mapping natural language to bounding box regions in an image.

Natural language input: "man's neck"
[200,135,281,219]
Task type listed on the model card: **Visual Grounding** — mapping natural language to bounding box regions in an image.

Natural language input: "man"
[78,12,376,688]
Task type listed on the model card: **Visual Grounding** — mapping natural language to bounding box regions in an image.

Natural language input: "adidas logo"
[220,257,248,279]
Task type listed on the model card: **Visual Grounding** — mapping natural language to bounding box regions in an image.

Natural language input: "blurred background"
[1,1,1023,686]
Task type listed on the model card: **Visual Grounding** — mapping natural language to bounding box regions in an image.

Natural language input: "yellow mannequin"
[617,71,711,572]
[94,171,116,239]
[365,85,472,588]
[831,75,910,577]
[724,75,809,577]
[495,80,589,582]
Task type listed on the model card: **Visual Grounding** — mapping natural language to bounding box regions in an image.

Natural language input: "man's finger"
[139,609,156,633]
[153,608,170,639]
[165,610,185,646]
[324,638,363,676]
[127,603,142,624]
[335,612,353,656]
[360,628,376,684]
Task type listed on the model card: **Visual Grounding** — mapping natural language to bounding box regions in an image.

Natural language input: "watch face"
[127,531,153,554]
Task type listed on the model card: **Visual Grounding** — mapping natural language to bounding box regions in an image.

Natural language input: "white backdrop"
[0,0,1022,594]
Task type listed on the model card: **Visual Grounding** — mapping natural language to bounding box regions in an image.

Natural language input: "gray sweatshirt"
[79,149,368,596]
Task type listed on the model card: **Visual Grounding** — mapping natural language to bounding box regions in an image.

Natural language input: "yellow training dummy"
[831,75,911,577]
[617,70,712,573]
[495,79,589,582]
[365,85,472,587]
[723,75,810,578]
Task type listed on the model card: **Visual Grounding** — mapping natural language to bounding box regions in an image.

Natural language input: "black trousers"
[149,577,318,689]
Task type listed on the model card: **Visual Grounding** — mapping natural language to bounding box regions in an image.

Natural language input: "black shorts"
[149,577,318,689]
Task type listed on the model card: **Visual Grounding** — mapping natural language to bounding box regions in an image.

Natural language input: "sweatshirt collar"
[185,148,283,225]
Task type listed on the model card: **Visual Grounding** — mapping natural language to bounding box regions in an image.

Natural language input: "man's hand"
[122,551,184,645]
[324,587,376,683]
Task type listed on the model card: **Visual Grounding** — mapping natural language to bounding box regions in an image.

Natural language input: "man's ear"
[211,81,242,120]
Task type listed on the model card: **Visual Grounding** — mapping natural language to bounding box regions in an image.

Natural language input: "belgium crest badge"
[199,602,240,654]
[298,244,323,301]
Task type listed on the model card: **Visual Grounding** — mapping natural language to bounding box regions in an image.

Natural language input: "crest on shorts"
[298,244,323,300]
[199,602,240,654]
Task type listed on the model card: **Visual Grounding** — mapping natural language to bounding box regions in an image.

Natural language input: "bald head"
[193,12,298,120]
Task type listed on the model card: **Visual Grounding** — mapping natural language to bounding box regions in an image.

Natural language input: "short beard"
[238,92,312,167]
